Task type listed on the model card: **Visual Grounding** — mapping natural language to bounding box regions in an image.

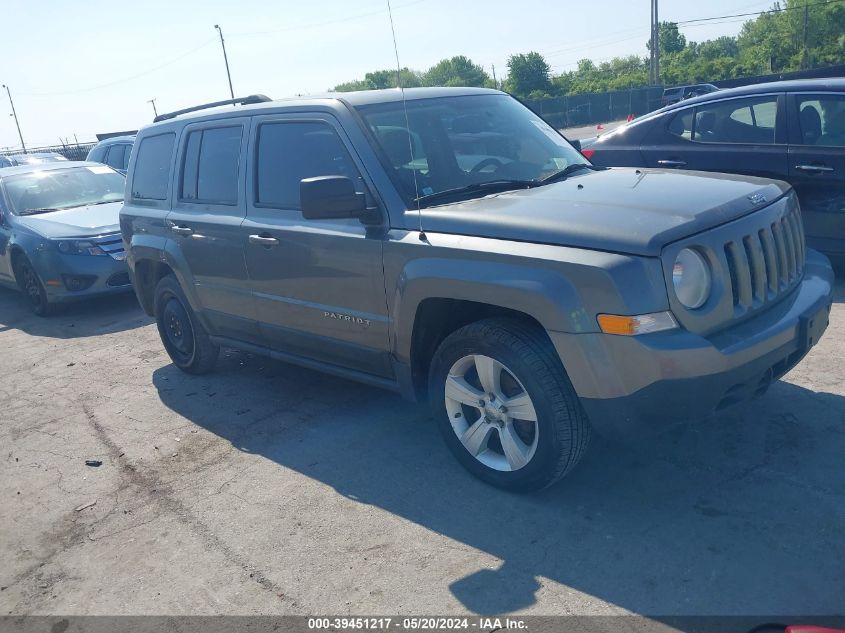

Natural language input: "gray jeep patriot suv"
[121,88,834,491]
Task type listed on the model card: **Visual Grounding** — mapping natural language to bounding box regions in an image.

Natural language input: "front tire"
[14,257,53,317]
[429,318,590,491]
[154,274,219,374]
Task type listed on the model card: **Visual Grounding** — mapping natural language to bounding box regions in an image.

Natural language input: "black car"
[86,135,135,174]
[588,78,845,267]
[661,83,719,106]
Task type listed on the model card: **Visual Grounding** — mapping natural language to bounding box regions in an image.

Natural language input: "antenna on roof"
[386,0,425,242]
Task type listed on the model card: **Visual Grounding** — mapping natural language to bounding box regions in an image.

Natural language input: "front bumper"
[29,248,132,303]
[551,249,834,436]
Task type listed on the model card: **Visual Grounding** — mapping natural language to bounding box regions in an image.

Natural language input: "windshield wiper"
[17,207,62,216]
[540,163,605,185]
[416,179,537,206]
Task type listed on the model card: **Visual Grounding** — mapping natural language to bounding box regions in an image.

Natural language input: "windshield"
[356,94,587,207]
[3,165,125,215]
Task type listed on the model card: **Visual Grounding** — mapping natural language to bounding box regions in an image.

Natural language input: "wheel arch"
[406,298,561,401]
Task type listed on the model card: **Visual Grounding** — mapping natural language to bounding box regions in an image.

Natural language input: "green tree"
[332,68,421,92]
[422,56,490,87]
[505,52,553,97]
[648,21,687,56]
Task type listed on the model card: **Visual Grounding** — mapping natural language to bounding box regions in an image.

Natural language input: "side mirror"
[570,139,582,152]
[300,176,366,220]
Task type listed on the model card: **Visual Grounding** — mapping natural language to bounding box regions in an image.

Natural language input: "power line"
[677,0,844,25]
[18,39,216,96]
[228,0,426,37]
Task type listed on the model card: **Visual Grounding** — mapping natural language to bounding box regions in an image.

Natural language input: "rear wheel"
[429,318,590,491]
[14,257,53,317]
[154,275,218,374]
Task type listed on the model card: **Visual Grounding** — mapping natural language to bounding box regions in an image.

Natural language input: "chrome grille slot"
[743,234,767,303]
[758,227,779,295]
[781,216,797,280]
[771,221,788,289]
[724,241,752,310]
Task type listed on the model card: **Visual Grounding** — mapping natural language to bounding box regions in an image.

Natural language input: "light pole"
[147,98,158,118]
[2,84,26,153]
[214,25,235,99]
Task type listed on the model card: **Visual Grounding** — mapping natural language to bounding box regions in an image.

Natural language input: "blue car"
[0,161,132,315]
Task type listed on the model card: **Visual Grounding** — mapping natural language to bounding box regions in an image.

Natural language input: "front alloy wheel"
[429,318,590,491]
[445,354,539,472]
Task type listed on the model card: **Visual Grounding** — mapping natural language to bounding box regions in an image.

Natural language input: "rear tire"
[154,274,218,375]
[14,256,54,317]
[428,318,590,491]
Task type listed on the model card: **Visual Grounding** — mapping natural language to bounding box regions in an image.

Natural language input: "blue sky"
[0,0,774,149]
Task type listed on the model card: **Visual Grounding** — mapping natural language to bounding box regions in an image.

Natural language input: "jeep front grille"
[661,191,806,336]
[722,204,804,312]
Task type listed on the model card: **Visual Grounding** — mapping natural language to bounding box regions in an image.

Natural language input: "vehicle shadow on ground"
[0,286,150,338]
[152,348,845,615]
[832,276,845,303]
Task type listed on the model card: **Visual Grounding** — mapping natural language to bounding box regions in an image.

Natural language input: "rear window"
[131,133,175,201]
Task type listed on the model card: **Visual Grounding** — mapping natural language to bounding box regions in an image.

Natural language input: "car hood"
[418,168,790,257]
[14,201,123,238]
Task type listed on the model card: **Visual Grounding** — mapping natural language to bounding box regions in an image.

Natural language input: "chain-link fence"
[1,142,96,162]
[524,87,665,129]
[525,64,845,130]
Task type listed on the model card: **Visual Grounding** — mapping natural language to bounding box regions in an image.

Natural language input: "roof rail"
[153,94,272,123]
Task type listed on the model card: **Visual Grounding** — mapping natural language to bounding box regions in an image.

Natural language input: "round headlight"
[673,248,711,309]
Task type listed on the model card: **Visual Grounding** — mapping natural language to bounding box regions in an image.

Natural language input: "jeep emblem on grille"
[748,193,767,205]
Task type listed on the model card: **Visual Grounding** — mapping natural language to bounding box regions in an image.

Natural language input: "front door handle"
[170,225,193,236]
[795,164,834,173]
[658,159,687,167]
[249,234,279,246]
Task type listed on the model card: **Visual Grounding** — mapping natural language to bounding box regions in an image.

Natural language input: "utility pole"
[491,64,498,90]
[802,1,810,70]
[2,84,26,153]
[649,0,655,84]
[214,24,235,99]
[650,0,660,85]
[147,98,158,118]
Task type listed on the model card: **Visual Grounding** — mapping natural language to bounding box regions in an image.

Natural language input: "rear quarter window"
[131,133,176,201]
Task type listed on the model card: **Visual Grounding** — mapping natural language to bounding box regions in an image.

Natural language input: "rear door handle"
[658,159,687,167]
[249,234,279,246]
[795,164,834,173]
[170,225,193,236]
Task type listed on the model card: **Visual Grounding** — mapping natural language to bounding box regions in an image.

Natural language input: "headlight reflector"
[673,248,711,309]
[56,240,106,256]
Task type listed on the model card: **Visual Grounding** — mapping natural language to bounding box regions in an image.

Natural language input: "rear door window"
[796,95,845,146]
[179,125,242,205]
[131,133,176,201]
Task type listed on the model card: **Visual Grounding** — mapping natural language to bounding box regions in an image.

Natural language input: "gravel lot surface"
[1,279,843,616]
